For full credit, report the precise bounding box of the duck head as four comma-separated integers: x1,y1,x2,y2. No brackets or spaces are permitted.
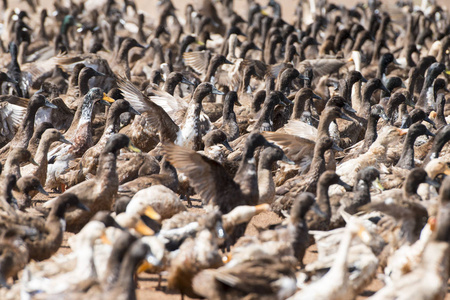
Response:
103,134,141,155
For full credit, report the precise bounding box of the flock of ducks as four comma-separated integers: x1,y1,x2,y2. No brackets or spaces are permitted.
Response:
0,0,448,299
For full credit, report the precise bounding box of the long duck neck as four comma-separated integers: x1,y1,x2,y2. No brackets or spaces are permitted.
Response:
316,180,331,219
15,104,39,149
361,114,380,152
234,145,259,206
396,132,419,169
33,136,56,183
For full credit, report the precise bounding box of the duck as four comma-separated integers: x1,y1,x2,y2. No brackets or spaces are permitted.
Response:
0,227,33,287
12,175,48,210
26,122,54,157
78,99,140,179
274,136,342,195
0,93,56,159
167,210,224,298
368,175,450,300
119,79,223,151
0,193,88,261
21,128,71,191
2,148,37,179
193,254,297,300
395,123,435,169
288,217,372,300
163,132,274,213
45,87,115,191
44,134,140,232
125,184,186,221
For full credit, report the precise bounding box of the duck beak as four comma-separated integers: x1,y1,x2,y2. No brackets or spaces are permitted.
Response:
59,136,72,145
372,177,384,192
337,178,352,191
396,128,408,136
282,96,293,106
44,100,58,109
339,112,353,122
425,128,435,138
281,153,295,165
196,40,205,46
100,232,112,245
260,9,269,16
224,58,233,65
444,70,450,75
423,116,436,129
127,141,141,153
30,157,39,166
181,77,194,86
380,84,390,95
92,70,105,77
144,206,161,221
312,93,322,100
425,176,440,188
135,218,155,236
221,140,233,152
77,202,90,211
128,105,141,116
101,93,115,106
347,57,354,62
344,102,356,113
332,142,343,152
211,86,225,95
37,184,48,196
360,76,368,83
255,203,271,214
234,100,242,106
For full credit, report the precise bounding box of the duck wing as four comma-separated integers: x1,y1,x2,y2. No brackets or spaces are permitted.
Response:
183,50,212,75
263,132,315,167
163,143,241,209
118,78,180,142
282,119,318,141
297,58,347,78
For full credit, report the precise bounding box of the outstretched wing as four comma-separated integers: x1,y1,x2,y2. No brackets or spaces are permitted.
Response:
163,143,240,208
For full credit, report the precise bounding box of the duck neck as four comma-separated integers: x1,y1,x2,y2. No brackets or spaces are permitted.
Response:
292,94,307,120
353,179,371,208
96,152,118,185
317,111,334,137
33,136,55,183
16,104,39,148
78,71,95,96
396,132,418,169
361,114,380,151
77,98,96,129
256,103,275,132
163,77,180,96
235,146,259,206
113,249,140,300
205,59,222,83
316,181,331,219
98,107,122,144
257,158,275,204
